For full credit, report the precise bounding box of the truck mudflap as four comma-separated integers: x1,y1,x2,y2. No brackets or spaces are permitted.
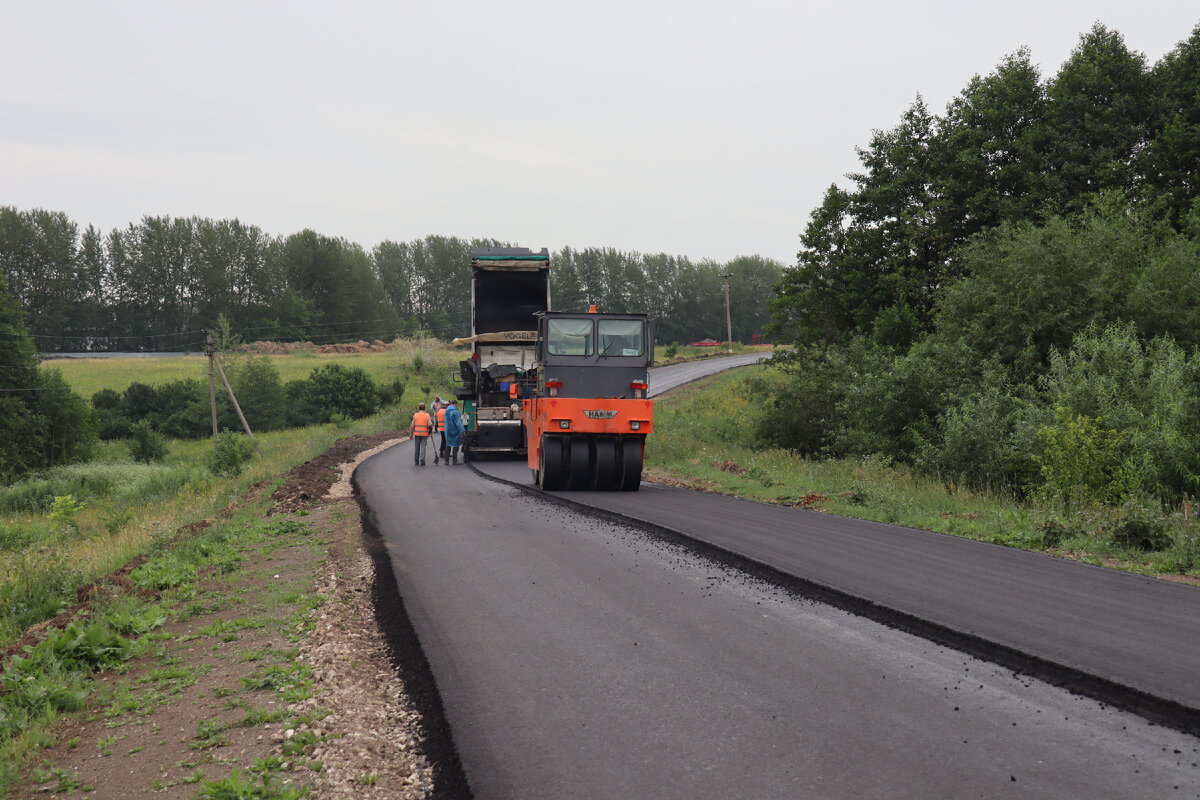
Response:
524,397,653,491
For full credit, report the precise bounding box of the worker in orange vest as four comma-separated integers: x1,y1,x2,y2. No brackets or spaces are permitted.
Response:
410,402,433,466
433,401,448,463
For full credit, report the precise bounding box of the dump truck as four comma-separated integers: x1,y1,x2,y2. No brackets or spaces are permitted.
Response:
453,246,655,490
453,247,551,455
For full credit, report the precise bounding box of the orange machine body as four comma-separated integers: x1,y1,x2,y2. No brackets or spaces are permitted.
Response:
525,396,653,470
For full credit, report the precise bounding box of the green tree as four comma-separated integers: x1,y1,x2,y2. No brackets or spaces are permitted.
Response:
230,356,286,432
1044,23,1150,213
303,364,380,422
1140,23,1200,226
0,273,96,482
932,48,1050,253
272,230,398,343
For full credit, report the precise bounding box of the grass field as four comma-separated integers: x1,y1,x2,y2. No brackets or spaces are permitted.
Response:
43,339,459,399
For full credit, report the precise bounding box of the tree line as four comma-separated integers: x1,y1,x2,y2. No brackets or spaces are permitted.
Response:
761,21,1200,514
0,210,782,353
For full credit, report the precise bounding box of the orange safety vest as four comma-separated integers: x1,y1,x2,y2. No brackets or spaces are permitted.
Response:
412,411,432,437
436,407,446,432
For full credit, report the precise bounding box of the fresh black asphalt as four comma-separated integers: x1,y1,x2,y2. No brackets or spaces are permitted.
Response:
358,354,1200,798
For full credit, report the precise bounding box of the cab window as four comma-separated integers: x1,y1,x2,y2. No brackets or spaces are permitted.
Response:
546,318,594,356
598,319,645,357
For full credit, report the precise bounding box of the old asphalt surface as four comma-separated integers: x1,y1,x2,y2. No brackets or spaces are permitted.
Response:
357,354,1200,799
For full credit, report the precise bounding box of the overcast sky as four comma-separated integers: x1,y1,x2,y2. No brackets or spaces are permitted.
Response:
3,2,1198,266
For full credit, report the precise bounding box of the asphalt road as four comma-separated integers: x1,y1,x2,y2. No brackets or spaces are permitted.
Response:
359,354,1200,797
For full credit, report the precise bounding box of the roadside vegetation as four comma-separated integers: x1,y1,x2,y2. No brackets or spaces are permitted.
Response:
646,366,1200,582
1,346,460,648
0,344,462,796
0,494,347,797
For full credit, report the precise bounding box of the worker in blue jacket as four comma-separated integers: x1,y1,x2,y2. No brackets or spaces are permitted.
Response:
443,398,466,465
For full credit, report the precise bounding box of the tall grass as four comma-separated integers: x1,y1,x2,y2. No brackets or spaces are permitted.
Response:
0,403,415,650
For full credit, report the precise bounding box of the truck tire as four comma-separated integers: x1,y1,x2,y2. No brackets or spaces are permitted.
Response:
592,438,618,490
620,437,643,491
567,438,591,490
539,435,563,490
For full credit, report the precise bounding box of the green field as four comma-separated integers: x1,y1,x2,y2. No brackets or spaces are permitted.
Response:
43,341,460,399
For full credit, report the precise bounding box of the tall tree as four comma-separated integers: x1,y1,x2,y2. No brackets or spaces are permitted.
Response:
1140,23,1200,226
1044,23,1150,213
932,48,1050,256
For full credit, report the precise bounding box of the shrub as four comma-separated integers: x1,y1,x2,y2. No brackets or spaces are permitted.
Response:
1035,405,1122,508
1112,498,1173,552
230,356,286,432
154,378,211,439
129,420,168,463
48,495,83,535
283,380,319,428
664,343,678,360
92,389,132,440
205,431,257,478
304,364,379,422
378,377,406,407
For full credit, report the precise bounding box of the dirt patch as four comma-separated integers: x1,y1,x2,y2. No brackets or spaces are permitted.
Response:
269,432,403,516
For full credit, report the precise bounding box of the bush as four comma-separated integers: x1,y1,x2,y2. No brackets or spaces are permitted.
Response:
154,378,211,439
378,377,406,407
304,364,380,423
664,343,678,360
204,431,256,478
1035,405,1122,508
230,356,286,432
1112,498,1173,551
129,420,168,463
92,389,132,440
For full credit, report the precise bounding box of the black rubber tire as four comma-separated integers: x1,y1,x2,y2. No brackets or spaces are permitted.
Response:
540,435,563,491
592,438,618,490
620,437,643,491
567,437,591,491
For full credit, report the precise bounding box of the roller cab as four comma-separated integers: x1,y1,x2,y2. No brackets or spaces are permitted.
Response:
525,310,655,491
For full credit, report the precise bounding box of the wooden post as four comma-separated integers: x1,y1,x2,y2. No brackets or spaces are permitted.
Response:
722,273,733,354
203,330,218,437
212,351,261,457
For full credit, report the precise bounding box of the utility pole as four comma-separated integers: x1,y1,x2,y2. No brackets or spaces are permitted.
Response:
203,328,261,457
722,273,733,354
203,330,218,437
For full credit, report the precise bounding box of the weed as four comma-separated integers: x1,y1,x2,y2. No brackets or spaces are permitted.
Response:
280,729,324,757
31,765,83,794
198,617,265,641
129,555,197,591
240,663,313,703
196,769,309,799
101,601,167,636
193,718,228,749
97,735,123,756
